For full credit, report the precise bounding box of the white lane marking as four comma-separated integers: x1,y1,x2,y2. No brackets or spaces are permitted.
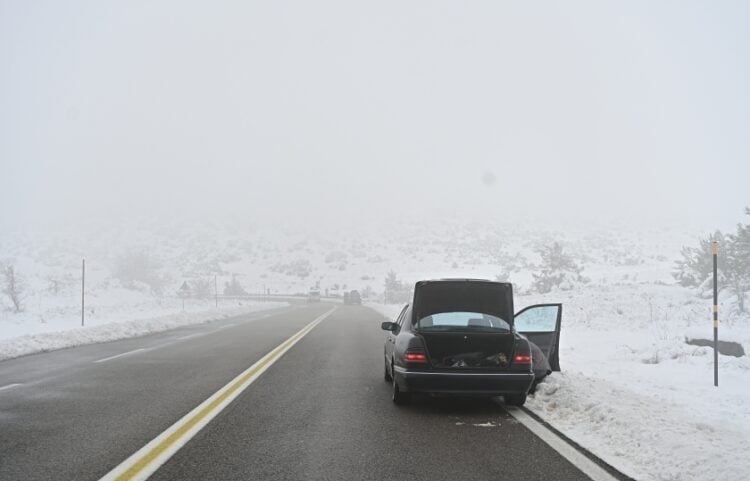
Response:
0,383,22,392
211,323,237,332
174,318,258,341
505,407,619,481
99,306,337,481
93,348,146,364
176,333,202,341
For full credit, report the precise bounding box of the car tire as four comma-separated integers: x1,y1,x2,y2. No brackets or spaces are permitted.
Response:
384,359,392,382
392,370,411,405
504,393,527,407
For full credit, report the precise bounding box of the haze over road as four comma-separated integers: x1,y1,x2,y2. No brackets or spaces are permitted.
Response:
0,302,626,481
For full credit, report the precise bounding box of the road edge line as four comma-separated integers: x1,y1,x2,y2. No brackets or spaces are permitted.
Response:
93,348,147,364
505,406,621,481
99,306,337,481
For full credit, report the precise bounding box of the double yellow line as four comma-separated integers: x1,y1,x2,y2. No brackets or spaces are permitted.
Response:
100,307,337,481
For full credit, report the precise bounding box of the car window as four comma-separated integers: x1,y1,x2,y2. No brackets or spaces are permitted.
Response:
396,305,409,326
514,305,559,332
417,311,510,332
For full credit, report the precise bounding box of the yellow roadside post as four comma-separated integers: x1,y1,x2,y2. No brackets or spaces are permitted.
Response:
712,241,719,387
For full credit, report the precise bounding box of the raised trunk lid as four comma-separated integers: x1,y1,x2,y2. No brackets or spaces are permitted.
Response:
412,280,516,370
412,280,514,326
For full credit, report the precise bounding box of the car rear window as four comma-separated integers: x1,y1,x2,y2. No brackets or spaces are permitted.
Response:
412,281,514,325
417,311,511,332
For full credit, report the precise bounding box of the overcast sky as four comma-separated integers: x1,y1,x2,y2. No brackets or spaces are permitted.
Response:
2,1,749,230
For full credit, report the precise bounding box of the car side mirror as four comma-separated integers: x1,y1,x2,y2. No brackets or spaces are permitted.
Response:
381,321,397,331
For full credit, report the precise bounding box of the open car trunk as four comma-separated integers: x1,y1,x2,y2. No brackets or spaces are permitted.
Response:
419,331,516,369
413,280,517,370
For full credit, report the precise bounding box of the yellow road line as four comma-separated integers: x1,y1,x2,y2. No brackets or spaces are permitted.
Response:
99,306,337,481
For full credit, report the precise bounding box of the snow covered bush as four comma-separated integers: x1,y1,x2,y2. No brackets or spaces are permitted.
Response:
271,258,312,278
672,231,726,290
530,242,587,294
673,208,750,312
223,274,248,296
189,278,213,298
384,270,412,303
725,208,750,313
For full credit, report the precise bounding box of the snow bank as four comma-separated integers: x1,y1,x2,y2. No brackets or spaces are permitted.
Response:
0,301,287,361
528,371,750,481
372,299,750,481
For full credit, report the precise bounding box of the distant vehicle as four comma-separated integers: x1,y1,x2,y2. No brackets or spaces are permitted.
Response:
381,279,561,406
307,290,321,303
344,290,361,305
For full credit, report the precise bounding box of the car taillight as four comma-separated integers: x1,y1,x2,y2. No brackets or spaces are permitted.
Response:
405,351,428,364
513,354,532,365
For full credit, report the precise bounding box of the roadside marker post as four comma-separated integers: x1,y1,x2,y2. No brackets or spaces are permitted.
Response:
712,241,719,387
178,281,190,311
82,258,85,327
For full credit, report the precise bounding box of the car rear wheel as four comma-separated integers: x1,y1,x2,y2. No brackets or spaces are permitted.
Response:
504,393,527,407
392,369,411,405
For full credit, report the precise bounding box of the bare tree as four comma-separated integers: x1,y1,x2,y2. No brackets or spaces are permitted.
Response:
2,263,26,313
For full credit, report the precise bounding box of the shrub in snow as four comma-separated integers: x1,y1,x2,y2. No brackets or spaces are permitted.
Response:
531,242,587,294
324,250,348,264
672,231,727,290
673,208,750,313
223,274,248,296
725,208,750,313
495,272,511,282
384,270,412,303
2,262,26,313
185,278,214,298
270,258,312,278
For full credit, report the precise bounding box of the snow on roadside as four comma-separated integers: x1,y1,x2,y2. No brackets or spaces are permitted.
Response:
369,299,750,481
527,371,750,481
0,301,287,362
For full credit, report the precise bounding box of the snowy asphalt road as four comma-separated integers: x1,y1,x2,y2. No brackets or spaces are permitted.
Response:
0,303,627,481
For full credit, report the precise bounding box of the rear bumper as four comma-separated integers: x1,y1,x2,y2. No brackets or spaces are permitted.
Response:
393,366,534,396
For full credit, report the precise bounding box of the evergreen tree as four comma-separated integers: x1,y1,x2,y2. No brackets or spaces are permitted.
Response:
531,242,586,294
672,231,727,289
673,208,750,313
223,274,248,296
725,209,750,312
384,270,411,303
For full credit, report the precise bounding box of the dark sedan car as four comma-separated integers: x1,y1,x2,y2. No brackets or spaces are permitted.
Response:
344,290,362,305
381,279,561,406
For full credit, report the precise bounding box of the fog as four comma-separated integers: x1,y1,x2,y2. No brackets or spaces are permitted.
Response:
2,1,749,231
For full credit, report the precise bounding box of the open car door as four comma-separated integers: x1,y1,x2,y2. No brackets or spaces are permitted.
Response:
514,304,562,371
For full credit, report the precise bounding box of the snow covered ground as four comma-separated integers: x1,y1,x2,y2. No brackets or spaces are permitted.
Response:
2,216,748,480
369,287,750,481
0,300,287,361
